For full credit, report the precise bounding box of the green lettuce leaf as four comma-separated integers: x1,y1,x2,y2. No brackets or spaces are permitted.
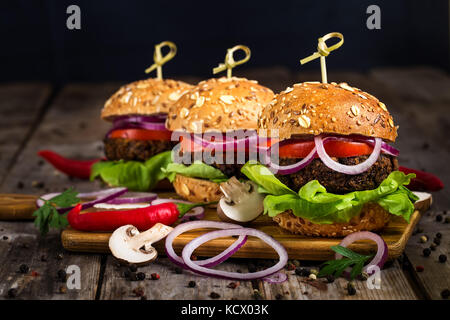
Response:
90,151,172,191
241,162,418,224
162,161,228,183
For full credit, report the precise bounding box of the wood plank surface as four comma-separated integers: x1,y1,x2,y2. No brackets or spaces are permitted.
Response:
1,68,448,300
0,84,122,299
0,83,51,183
99,257,255,300
0,221,101,300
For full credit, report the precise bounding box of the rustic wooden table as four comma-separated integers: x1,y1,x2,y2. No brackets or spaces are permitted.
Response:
0,67,448,300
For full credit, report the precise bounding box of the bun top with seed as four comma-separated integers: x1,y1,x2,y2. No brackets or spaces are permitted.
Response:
166,77,274,132
101,78,193,121
258,81,397,142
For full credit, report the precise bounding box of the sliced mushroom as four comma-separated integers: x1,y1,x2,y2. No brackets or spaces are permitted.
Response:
217,176,264,225
413,191,432,212
109,223,173,265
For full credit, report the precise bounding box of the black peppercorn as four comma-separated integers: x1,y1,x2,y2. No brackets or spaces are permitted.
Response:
423,248,431,257
295,267,310,277
275,293,283,300
136,272,146,280
7,288,18,298
436,214,443,222
438,254,447,263
57,269,67,282
174,267,183,274
326,274,335,283
128,264,138,272
441,289,450,299
436,232,442,239
19,264,29,274
188,281,196,288
210,292,220,299
347,282,356,295
123,270,130,278
433,238,441,245
129,272,138,281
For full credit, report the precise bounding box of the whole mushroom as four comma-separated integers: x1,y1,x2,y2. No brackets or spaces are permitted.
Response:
109,223,173,265
217,177,264,225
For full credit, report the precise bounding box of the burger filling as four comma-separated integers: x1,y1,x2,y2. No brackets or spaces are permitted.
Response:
277,154,398,194
239,135,418,225
104,137,176,161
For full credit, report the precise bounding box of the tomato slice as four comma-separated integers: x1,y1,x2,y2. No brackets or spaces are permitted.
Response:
109,129,172,141
279,140,373,158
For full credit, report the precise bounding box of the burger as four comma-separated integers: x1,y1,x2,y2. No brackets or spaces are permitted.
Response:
91,78,193,191
240,81,418,237
164,77,274,202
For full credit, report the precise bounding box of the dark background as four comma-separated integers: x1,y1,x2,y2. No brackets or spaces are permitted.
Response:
1,0,448,84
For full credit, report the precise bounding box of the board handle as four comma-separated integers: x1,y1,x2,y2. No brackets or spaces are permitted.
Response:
0,194,38,220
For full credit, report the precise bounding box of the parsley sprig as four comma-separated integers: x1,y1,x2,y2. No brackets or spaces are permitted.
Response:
318,245,373,280
33,188,80,235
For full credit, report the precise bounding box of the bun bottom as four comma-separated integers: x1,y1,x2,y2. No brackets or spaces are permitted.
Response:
272,202,390,237
173,174,222,203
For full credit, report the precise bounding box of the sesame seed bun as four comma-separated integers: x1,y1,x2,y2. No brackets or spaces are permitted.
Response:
101,78,193,121
259,82,397,142
166,77,274,132
272,202,391,237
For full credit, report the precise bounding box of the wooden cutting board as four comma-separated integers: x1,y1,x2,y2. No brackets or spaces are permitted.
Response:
0,194,38,220
61,195,424,260
0,192,427,260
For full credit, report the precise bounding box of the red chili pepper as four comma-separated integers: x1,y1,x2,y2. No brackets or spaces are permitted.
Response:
38,150,101,179
67,202,211,232
399,166,444,192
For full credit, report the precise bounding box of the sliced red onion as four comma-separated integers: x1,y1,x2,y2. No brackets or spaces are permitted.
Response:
263,272,288,284
315,136,382,175
191,130,258,152
113,115,167,124
348,136,399,157
106,192,157,205
181,228,288,280
36,187,128,214
336,231,388,275
164,221,247,268
266,145,317,175
151,198,205,221
105,115,170,138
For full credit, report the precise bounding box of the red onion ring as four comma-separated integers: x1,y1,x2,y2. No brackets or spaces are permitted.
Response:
336,231,388,275
181,228,288,280
113,115,167,124
105,115,170,139
106,192,157,205
165,221,247,268
315,136,382,175
263,272,288,283
191,130,258,152
151,198,205,221
266,145,317,175
36,187,128,214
